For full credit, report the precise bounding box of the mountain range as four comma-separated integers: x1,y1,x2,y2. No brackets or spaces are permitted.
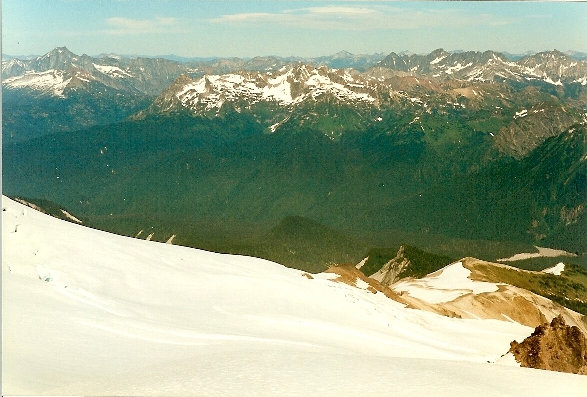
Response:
1,48,381,142
2,46,587,392
2,46,586,274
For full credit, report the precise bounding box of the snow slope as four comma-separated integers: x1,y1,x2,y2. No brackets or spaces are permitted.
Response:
3,69,72,97
392,261,500,304
3,196,586,396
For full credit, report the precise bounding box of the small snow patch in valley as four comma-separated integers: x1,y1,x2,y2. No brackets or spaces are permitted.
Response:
498,246,576,262
514,109,528,119
542,262,565,276
543,77,563,86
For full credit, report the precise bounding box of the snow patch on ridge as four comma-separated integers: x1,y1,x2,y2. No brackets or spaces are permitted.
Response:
430,55,447,65
393,262,500,304
93,63,133,78
444,62,473,75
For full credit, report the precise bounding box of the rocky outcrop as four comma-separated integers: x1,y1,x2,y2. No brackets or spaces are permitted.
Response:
370,245,411,287
325,265,405,302
509,315,587,374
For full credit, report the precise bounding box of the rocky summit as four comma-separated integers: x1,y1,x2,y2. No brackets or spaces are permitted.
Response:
509,315,587,374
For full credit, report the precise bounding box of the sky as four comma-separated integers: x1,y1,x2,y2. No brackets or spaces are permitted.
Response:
2,1,586,58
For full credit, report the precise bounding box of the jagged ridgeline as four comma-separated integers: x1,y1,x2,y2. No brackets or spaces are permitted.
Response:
2,47,586,271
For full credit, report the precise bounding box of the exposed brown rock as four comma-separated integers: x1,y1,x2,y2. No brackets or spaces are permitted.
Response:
509,315,587,374
494,103,577,158
325,265,405,302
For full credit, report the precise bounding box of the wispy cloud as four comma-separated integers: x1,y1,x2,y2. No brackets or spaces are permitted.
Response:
105,16,182,35
215,12,274,23
210,5,515,31
300,6,378,16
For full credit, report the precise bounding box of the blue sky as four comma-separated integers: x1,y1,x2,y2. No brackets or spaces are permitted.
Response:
2,1,586,57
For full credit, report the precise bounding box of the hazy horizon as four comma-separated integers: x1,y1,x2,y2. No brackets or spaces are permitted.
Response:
2,1,586,59
3,46,587,61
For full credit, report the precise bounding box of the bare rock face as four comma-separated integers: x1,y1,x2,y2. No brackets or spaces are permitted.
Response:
494,104,578,158
509,315,587,374
370,245,411,287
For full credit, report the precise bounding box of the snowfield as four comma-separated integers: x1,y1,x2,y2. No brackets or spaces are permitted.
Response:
392,261,500,304
3,69,72,97
2,196,586,396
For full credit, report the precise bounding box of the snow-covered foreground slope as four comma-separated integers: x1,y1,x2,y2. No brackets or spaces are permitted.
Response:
3,196,586,396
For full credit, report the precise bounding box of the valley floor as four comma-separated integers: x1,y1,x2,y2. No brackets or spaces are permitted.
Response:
2,196,586,396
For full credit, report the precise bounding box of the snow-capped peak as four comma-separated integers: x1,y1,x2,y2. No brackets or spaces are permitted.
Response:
172,65,376,112
375,49,587,87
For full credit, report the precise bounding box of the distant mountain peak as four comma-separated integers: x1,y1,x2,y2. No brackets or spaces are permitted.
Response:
332,50,354,57
43,46,76,59
375,48,586,85
54,46,72,53
429,48,448,56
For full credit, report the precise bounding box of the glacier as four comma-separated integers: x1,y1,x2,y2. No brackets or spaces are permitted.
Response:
2,196,586,396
